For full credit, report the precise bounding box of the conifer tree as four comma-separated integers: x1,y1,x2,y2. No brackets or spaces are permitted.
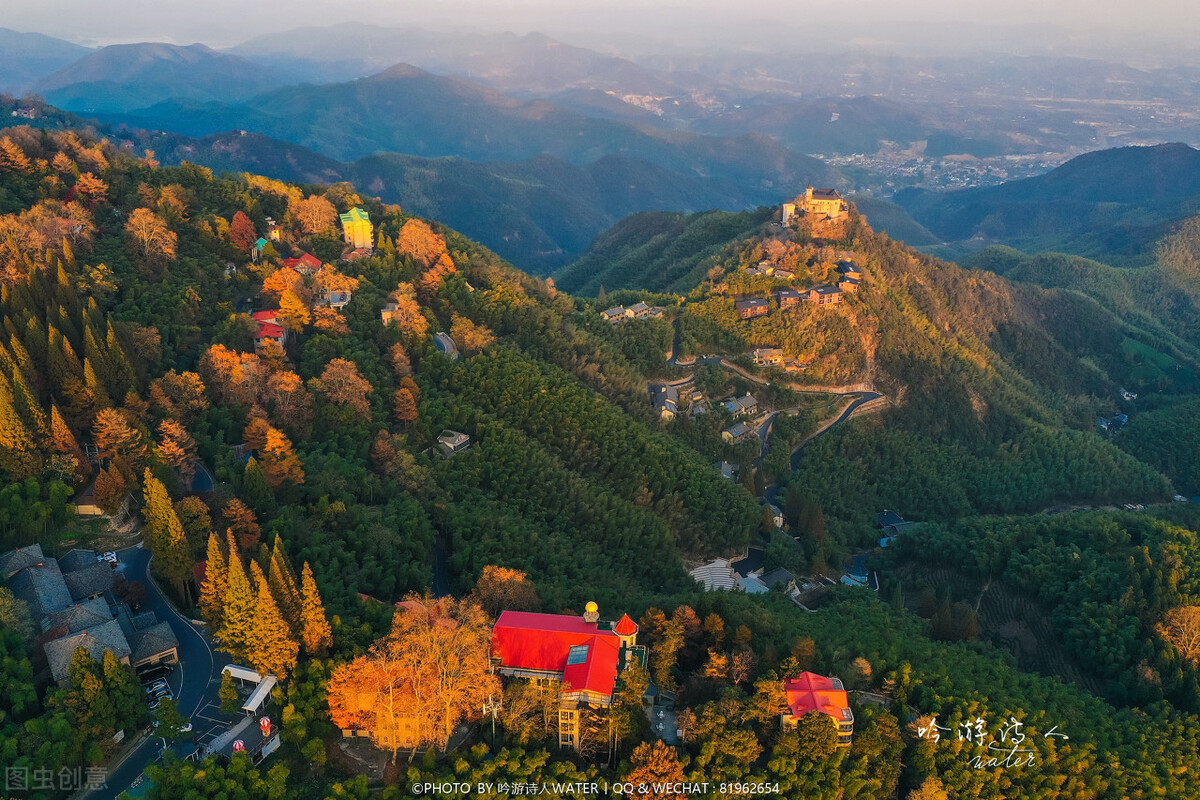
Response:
249,563,298,679
268,537,301,632
142,470,194,604
299,561,333,655
0,374,40,478
219,537,256,662
200,531,228,631
83,357,112,408
241,457,277,516
49,403,89,481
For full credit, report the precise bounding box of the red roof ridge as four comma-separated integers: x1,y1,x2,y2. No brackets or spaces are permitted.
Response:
613,613,638,636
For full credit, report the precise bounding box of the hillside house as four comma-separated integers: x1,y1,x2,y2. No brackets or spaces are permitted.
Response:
773,268,795,280
1,544,178,685
752,347,785,367
722,395,759,417
781,202,797,226
380,302,403,326
252,310,287,349
491,606,643,750
436,430,470,458
601,306,634,323
628,301,651,318
282,252,322,275
649,384,679,419
838,277,861,293
799,187,849,220
722,421,755,443
321,286,353,309
735,298,769,320
810,285,844,306
781,672,854,745
776,288,803,310
837,260,863,279
339,207,373,250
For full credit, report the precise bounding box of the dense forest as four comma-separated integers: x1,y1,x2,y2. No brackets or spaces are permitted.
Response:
4,124,1200,800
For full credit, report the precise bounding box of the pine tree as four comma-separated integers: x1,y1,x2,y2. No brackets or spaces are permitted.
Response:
299,562,332,655
83,357,112,409
157,419,198,485
103,649,145,732
268,537,301,632
200,532,228,631
0,374,40,478
219,669,240,714
249,562,299,679
218,539,256,662
241,457,277,515
50,403,89,482
142,470,193,604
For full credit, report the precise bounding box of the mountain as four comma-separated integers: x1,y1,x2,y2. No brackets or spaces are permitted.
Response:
232,25,690,97
7,125,1200,800
896,143,1200,262
144,129,784,273
555,208,774,295
0,28,91,94
33,42,294,113
109,62,836,188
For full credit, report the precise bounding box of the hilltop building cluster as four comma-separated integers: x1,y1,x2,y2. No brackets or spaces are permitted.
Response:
0,545,179,686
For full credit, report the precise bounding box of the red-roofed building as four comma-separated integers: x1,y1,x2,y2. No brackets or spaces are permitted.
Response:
253,310,288,349
282,252,322,275
781,671,854,745
491,605,642,750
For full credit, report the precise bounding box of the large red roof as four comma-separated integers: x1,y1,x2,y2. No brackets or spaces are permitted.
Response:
492,611,622,699
784,672,852,722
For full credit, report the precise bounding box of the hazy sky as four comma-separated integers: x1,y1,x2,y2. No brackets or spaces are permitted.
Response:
5,0,1199,58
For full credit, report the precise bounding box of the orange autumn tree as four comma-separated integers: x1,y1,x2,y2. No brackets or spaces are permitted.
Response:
383,283,428,339
624,741,688,800
157,419,198,484
310,358,372,418
292,194,337,234
124,207,177,262
262,266,305,303
471,565,540,617
260,426,305,487
327,594,499,760
449,313,495,355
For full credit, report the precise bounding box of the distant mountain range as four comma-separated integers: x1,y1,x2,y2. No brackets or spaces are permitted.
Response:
0,28,90,94
155,129,779,272
32,42,294,113
896,143,1200,263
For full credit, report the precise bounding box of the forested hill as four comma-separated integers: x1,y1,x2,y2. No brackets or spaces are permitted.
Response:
0,124,762,615
7,126,1200,800
895,142,1200,264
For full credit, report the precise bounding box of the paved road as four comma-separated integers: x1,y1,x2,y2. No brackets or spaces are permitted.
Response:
88,546,228,800
764,390,885,510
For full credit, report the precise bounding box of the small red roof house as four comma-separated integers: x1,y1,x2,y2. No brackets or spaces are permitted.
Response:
252,310,288,348
282,252,322,275
781,671,854,745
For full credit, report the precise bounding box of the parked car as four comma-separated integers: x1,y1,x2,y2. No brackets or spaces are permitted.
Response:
137,664,173,682
97,551,118,564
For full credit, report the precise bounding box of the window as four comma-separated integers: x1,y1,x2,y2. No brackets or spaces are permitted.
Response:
566,645,589,665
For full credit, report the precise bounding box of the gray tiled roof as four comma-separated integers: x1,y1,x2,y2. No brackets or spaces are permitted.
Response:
44,619,131,683
58,548,98,573
9,561,71,620
47,598,112,634
759,567,796,589
0,544,45,578
130,621,178,665
63,563,114,601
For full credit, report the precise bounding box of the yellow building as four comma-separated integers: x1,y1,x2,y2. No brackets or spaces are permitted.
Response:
799,186,848,220
339,207,373,250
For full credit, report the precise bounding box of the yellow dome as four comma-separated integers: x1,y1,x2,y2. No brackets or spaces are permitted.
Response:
584,601,599,614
